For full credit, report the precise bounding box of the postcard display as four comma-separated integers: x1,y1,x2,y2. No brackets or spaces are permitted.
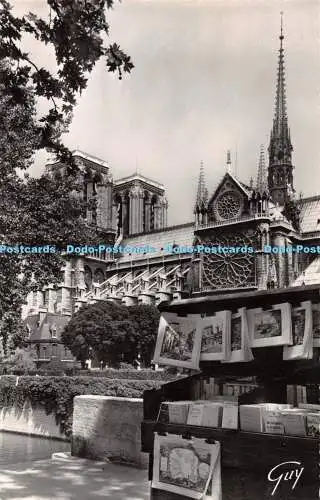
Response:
142,286,320,500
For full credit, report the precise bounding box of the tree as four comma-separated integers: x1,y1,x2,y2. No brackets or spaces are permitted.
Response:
0,1,134,350
61,301,161,369
127,304,160,367
61,301,137,368
0,0,134,166
11,347,36,373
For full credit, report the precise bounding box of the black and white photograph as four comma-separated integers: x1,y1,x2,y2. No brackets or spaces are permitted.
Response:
200,311,231,362
248,303,292,347
152,433,221,499
283,301,313,360
153,313,202,369
0,0,319,499
312,303,320,347
292,309,306,346
223,307,253,363
201,322,223,354
231,316,242,352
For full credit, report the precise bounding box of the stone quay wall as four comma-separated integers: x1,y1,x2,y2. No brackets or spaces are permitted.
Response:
71,395,148,469
0,399,67,440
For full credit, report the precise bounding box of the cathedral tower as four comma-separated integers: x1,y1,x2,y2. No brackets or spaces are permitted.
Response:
268,13,294,206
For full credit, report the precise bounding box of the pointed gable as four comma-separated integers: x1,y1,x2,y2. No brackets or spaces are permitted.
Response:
207,172,252,222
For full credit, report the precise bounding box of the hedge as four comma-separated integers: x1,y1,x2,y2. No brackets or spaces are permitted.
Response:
8,368,179,381
0,376,163,438
63,369,178,381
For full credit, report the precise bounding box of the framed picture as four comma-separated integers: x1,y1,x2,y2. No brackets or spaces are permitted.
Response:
223,308,253,363
152,433,221,500
247,303,292,348
312,303,320,347
153,313,202,369
199,310,231,361
283,301,313,360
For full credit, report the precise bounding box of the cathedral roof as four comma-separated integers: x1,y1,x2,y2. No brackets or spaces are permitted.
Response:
208,172,252,204
299,195,320,233
72,150,109,169
116,222,195,262
114,173,164,191
24,313,70,342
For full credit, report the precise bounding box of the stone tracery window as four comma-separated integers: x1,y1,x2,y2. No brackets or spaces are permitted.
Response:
216,191,242,220
201,233,256,289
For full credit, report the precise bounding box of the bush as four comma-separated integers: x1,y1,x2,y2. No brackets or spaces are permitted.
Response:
0,375,163,437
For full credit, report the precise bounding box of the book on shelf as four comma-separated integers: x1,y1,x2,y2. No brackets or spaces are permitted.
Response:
221,404,239,429
240,404,292,433
297,386,307,405
202,403,224,428
165,401,191,425
281,409,309,436
240,405,264,433
187,403,205,426
306,413,320,438
298,403,320,412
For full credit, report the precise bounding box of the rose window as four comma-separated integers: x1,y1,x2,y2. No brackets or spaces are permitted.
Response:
216,191,242,220
201,233,255,289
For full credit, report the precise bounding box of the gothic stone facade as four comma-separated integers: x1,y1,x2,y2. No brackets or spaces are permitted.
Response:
23,25,320,365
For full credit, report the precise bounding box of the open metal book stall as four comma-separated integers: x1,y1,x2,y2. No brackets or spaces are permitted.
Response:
141,285,320,500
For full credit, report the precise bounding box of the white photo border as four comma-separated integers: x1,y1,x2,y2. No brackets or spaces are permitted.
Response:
312,303,320,347
248,303,292,348
152,433,220,500
152,313,202,369
223,307,253,363
199,310,231,362
283,301,313,360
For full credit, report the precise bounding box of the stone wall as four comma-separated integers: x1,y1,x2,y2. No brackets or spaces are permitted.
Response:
0,399,67,440
72,395,148,469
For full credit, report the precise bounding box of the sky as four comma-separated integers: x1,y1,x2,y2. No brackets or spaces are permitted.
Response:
14,0,320,226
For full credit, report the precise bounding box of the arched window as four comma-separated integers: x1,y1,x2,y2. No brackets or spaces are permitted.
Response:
113,194,123,238
150,195,158,231
52,344,57,357
84,266,93,291
50,324,57,339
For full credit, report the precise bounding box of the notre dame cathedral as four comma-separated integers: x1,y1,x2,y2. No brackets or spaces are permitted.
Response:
23,22,320,364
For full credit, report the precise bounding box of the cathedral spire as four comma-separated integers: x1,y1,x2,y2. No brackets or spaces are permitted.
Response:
195,160,208,206
273,11,288,138
268,12,294,206
226,150,232,173
256,145,268,193
194,161,208,225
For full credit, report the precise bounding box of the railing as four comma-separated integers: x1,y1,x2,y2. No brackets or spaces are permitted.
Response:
301,231,320,239
197,213,271,230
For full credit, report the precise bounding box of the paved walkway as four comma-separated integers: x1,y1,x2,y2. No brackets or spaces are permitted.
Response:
0,453,150,500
